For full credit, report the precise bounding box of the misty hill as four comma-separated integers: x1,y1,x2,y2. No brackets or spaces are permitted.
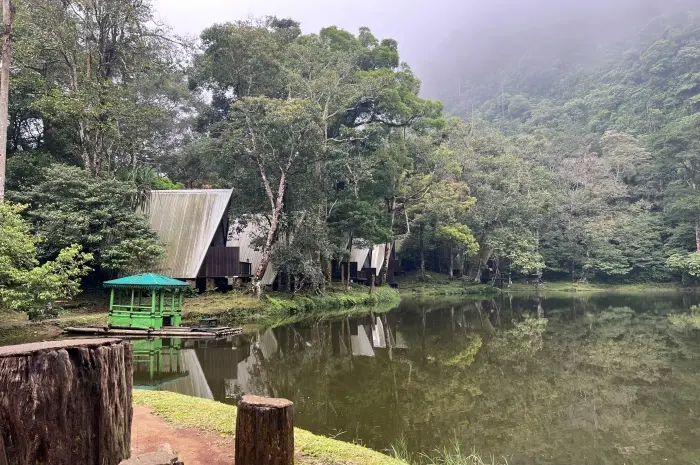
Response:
429,0,699,136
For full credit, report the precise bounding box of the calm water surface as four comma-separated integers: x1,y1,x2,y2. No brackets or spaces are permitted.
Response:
135,293,700,464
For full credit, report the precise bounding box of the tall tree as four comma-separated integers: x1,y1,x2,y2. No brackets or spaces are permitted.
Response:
14,0,189,176
0,0,12,201
222,97,323,285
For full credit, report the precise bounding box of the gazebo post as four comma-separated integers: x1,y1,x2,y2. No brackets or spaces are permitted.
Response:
151,289,156,329
109,288,114,317
130,288,135,313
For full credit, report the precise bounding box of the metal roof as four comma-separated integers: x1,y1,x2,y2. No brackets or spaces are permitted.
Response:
103,273,191,289
144,189,233,279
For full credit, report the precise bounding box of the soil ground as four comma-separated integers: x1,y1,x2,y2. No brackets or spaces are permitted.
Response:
132,405,234,465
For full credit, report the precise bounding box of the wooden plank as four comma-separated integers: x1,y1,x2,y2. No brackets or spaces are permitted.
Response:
64,327,242,338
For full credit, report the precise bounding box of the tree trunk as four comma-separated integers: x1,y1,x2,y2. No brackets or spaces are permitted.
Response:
695,218,700,252
340,262,345,288
379,241,393,286
474,247,492,284
419,223,425,279
449,246,454,278
254,168,287,282
378,197,397,285
255,206,281,282
235,395,293,465
0,0,12,202
0,339,132,465
347,236,353,290
322,253,331,285
370,273,376,295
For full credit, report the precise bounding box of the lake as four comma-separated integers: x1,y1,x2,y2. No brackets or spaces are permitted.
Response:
135,292,700,464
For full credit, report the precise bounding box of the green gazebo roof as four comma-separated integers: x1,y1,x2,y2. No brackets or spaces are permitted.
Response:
103,273,191,290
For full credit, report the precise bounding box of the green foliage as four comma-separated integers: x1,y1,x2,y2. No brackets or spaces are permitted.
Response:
14,164,163,276
13,0,191,175
150,175,184,190
9,0,700,294
488,316,548,366
430,12,700,284
436,225,479,257
667,251,700,281
669,305,700,331
0,203,92,317
443,335,483,367
264,286,399,316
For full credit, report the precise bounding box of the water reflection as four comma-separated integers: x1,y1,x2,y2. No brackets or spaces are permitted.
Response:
135,292,700,464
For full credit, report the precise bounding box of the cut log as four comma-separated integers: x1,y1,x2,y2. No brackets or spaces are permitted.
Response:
0,338,133,465
235,395,293,465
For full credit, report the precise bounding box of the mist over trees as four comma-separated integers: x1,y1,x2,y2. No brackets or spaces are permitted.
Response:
417,1,700,282
1,0,700,308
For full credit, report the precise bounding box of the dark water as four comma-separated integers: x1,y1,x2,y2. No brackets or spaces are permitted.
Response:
135,293,700,464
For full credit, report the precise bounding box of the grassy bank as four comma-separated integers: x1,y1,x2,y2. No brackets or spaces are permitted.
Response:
133,390,405,465
181,285,400,327
0,286,400,345
398,272,500,297
506,281,690,294
398,271,694,296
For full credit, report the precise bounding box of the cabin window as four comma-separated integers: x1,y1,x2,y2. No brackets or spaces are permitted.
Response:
240,261,252,277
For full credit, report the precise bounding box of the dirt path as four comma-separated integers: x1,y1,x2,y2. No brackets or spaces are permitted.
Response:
131,405,234,465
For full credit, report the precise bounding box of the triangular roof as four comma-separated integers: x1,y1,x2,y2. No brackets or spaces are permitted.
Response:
103,273,191,289
143,189,233,279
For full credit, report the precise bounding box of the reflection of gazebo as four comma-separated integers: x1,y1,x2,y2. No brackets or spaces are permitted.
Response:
132,338,214,399
132,338,189,388
104,273,191,330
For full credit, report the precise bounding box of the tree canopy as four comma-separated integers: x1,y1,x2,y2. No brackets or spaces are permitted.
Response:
3,0,700,316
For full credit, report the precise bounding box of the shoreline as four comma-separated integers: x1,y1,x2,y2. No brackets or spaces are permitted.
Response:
0,286,400,345
2,279,698,346
132,390,406,465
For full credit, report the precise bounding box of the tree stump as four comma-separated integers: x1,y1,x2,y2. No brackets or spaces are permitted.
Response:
0,338,133,465
235,395,293,465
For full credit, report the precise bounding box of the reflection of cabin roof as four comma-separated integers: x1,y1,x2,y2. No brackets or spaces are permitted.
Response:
104,273,190,290
133,371,190,388
143,189,233,279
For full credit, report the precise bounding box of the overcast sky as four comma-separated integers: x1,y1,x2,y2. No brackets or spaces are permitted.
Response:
151,0,473,90
151,0,693,98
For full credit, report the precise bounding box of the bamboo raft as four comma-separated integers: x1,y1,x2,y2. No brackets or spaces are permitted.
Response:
64,325,242,338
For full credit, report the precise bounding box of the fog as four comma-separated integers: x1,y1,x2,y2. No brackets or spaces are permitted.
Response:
154,0,698,101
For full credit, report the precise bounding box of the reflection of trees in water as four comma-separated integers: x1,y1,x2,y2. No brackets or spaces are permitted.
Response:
467,304,700,465
195,295,700,464
236,309,488,454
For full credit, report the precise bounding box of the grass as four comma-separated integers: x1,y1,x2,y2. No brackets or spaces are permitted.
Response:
181,285,400,327
506,281,688,294
398,272,500,297
391,439,508,465
133,390,406,465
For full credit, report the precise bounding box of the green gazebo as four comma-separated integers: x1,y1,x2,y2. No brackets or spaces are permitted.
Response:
104,273,191,330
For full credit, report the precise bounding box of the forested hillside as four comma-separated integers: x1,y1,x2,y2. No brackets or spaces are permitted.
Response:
2,0,700,319
436,9,700,282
